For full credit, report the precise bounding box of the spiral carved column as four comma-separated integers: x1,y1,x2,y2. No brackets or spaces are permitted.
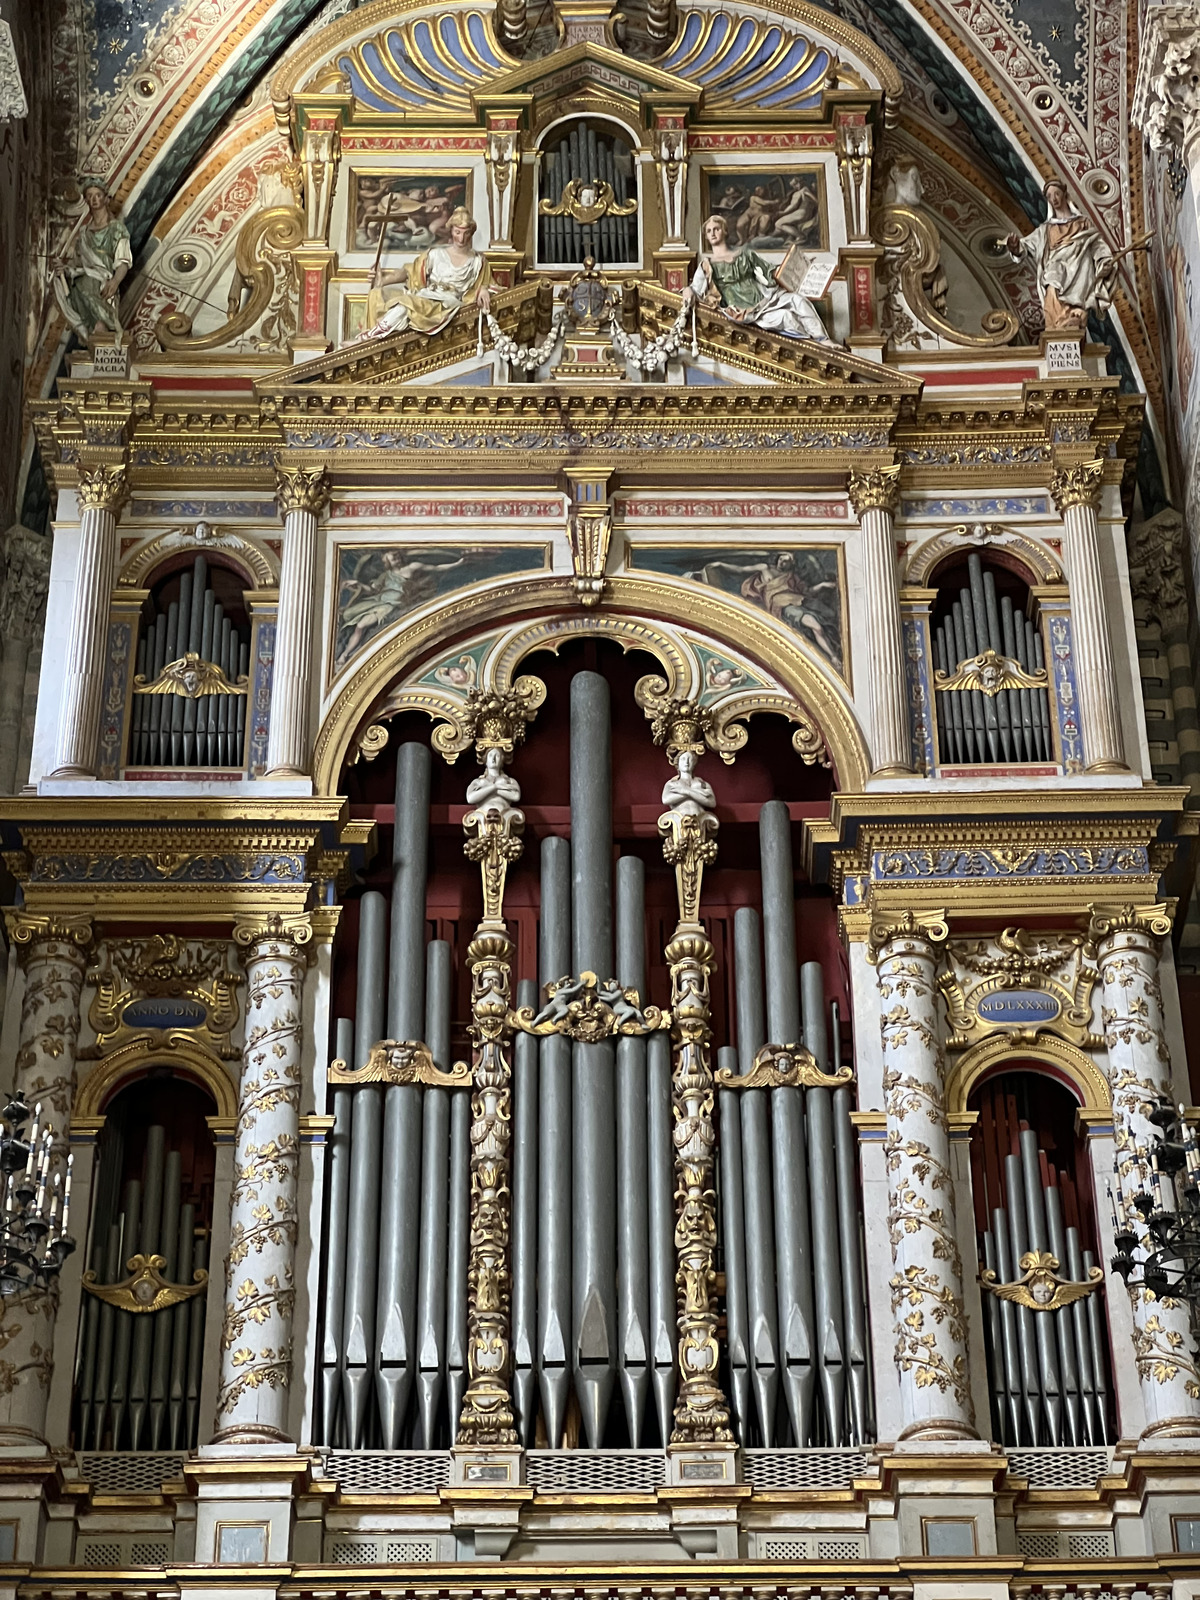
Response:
1091,902,1200,1439
267,466,329,778
1051,462,1126,773
0,913,90,1447
848,467,911,777
53,465,127,777
870,911,976,1441
213,912,311,1443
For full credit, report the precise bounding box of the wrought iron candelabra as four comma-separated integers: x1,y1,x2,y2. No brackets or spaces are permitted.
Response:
0,1096,74,1295
1110,1094,1200,1317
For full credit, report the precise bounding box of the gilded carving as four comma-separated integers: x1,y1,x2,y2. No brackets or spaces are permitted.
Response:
979,1249,1103,1313
1050,460,1105,515
847,465,902,518
939,926,1100,1050
510,971,669,1042
274,464,331,520
86,934,242,1060
82,1252,208,1314
715,1040,853,1090
76,463,129,515
328,1040,470,1086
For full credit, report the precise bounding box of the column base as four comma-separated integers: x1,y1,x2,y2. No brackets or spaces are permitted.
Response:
896,1418,981,1443
869,762,912,779
48,764,95,778
1085,758,1129,773
209,1423,294,1446
1140,1414,1200,1444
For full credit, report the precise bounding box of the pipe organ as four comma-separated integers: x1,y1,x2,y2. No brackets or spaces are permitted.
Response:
318,669,874,1452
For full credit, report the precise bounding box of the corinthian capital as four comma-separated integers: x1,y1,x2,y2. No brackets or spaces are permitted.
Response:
1133,5,1200,152
848,465,901,518
867,907,949,964
1088,901,1174,945
1050,460,1104,515
274,465,331,519
76,463,128,515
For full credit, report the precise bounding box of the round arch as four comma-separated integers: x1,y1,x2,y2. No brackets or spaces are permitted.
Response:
945,1032,1110,1118
75,1036,238,1123
312,572,871,794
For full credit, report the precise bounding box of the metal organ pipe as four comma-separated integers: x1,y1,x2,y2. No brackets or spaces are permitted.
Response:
831,1003,871,1443
570,672,617,1448
446,1080,471,1439
801,963,846,1442
537,834,573,1447
646,1028,676,1442
321,1016,354,1445
415,940,452,1448
615,854,651,1444
512,977,540,1444
717,1044,751,1438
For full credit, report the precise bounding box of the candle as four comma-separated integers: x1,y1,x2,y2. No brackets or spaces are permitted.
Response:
61,1154,72,1236
24,1104,40,1177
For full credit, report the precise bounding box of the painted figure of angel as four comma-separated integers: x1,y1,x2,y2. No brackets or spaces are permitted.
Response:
52,182,132,339
354,207,491,342
682,213,829,342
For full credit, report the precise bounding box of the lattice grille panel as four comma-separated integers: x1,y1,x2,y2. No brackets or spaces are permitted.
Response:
1068,1532,1116,1558
327,1537,438,1564
1017,1532,1064,1559
388,1539,438,1561
743,1448,870,1491
129,1541,171,1564
322,1451,451,1496
761,1538,811,1560
329,1542,375,1565
77,1452,186,1494
1007,1448,1110,1489
526,1450,667,1492
76,1541,123,1567
817,1538,868,1560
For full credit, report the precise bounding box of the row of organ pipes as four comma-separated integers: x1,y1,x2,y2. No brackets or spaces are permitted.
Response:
539,122,637,265
933,552,1052,766
75,1124,209,1451
974,1091,1111,1448
131,553,250,769
319,671,873,1448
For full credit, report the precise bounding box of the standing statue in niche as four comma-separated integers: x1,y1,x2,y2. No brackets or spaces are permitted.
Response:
354,206,492,342
52,182,132,339
682,213,830,342
1005,180,1130,333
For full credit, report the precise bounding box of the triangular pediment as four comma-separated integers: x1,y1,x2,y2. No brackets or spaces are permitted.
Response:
475,40,702,111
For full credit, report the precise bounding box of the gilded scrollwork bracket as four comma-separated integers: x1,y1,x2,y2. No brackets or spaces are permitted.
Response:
83,1252,209,1314
329,1040,470,1087
716,1041,853,1090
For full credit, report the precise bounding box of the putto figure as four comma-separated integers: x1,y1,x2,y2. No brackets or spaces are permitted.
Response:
682,213,829,342
52,181,132,339
354,205,492,342
1005,180,1117,333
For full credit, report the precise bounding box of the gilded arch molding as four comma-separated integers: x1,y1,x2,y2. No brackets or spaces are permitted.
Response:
903,524,1063,587
75,1036,238,1123
945,1032,1110,1118
312,573,870,794
119,529,279,591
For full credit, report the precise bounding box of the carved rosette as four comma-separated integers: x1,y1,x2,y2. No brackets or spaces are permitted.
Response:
76,464,129,516
214,913,312,1441
868,910,976,1441
0,913,91,1443
274,465,331,520
1088,901,1200,1438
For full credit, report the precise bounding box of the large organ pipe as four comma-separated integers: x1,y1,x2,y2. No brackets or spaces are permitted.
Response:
147,1149,182,1448
167,1202,196,1449
801,962,845,1442
376,741,431,1445
734,905,779,1445
717,1045,751,1438
321,1017,355,1445
646,1029,676,1442
537,834,572,1446
615,854,650,1444
1004,1151,1057,1441
342,890,386,1446
76,1239,103,1448
1065,1225,1103,1443
416,940,452,1447
981,1226,1009,1440
990,1205,1024,1443
128,1126,166,1450
1082,1247,1108,1438
1016,1131,1065,1442
185,1230,208,1446
91,1214,126,1447
181,556,206,765
760,801,815,1445
570,672,617,1447
831,1004,871,1443
512,977,540,1444
1043,1177,1085,1445
446,1084,471,1439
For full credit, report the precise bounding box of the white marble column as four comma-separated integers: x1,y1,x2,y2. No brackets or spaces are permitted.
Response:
266,466,329,778
0,913,90,1448
53,465,127,777
1051,462,1126,773
870,910,976,1441
213,913,311,1443
1090,902,1200,1441
848,467,911,776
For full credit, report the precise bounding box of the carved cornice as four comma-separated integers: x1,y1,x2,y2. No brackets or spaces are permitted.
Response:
868,908,949,963
1087,901,1174,945
77,464,129,515
1133,4,1200,153
1050,459,1105,515
275,464,331,518
847,465,902,518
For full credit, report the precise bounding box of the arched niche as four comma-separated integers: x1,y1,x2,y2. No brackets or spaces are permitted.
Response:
313,572,870,794
945,1031,1110,1118
75,1035,238,1125
118,530,278,592
904,524,1063,588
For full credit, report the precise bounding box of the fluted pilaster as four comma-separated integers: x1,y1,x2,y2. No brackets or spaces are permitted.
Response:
1052,462,1126,773
213,913,311,1443
848,467,910,776
0,914,90,1448
53,465,127,776
870,911,976,1442
1090,902,1200,1440
267,466,329,778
